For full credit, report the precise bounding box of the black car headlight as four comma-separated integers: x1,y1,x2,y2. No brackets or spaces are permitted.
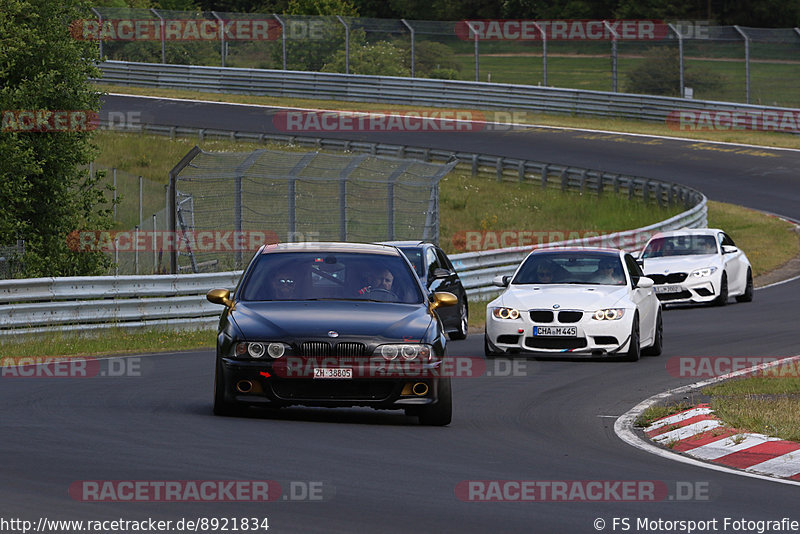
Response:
375,344,432,362
235,341,290,359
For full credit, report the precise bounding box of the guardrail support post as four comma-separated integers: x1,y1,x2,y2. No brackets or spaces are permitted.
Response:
495,158,503,182
560,169,568,191
471,154,478,176
541,164,548,188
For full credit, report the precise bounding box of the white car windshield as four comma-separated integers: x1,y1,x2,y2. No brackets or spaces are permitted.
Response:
513,253,626,285
642,235,718,258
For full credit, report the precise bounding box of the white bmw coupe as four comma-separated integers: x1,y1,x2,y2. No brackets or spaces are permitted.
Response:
639,229,753,306
485,249,662,361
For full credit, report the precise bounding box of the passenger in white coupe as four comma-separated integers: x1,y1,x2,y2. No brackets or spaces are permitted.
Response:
592,259,625,285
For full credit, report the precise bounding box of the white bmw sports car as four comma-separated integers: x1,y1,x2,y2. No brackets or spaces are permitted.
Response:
639,229,753,306
485,249,662,361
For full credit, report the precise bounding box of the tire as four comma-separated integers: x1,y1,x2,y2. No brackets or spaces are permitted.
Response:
417,377,452,426
213,360,242,417
448,301,469,341
713,273,728,306
624,314,641,362
484,335,501,359
642,310,663,356
736,269,753,303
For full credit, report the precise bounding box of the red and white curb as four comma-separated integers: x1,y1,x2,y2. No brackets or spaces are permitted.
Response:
615,354,800,486
644,403,800,481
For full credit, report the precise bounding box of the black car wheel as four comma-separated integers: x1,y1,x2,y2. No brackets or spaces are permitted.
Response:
213,360,242,417
713,273,728,306
736,269,753,303
448,302,469,341
642,310,663,356
624,314,640,362
417,377,452,426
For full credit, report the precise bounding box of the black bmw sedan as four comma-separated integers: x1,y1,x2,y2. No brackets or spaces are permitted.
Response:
207,242,457,425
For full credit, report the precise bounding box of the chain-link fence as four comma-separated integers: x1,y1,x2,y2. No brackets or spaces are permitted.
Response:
85,9,800,107
165,147,456,274
90,164,170,275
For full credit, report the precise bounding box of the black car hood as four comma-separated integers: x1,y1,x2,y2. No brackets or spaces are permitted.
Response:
231,301,434,341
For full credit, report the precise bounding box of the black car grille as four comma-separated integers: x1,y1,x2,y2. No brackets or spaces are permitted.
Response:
299,342,366,357
530,311,554,323
647,273,688,284
272,380,394,401
524,337,588,350
557,311,583,323
657,290,692,301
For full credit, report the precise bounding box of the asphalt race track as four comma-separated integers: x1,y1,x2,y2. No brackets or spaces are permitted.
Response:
1,95,798,533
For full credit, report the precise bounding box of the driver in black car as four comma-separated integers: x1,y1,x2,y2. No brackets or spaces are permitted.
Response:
358,267,395,297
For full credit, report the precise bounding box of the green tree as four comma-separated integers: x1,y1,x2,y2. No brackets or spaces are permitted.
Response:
0,0,113,277
270,0,359,71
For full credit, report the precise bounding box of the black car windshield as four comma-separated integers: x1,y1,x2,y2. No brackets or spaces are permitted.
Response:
642,235,718,258
398,247,424,277
513,253,626,286
239,251,424,304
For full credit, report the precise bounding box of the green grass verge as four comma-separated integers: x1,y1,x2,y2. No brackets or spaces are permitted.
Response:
706,200,800,277
702,376,800,442
0,328,217,363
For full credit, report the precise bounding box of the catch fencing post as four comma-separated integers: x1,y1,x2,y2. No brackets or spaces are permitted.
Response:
733,26,751,104
603,20,619,92
401,19,415,77
151,9,166,64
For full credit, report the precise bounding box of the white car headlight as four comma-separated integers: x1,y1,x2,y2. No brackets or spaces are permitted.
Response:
491,307,520,320
691,267,718,278
592,308,625,321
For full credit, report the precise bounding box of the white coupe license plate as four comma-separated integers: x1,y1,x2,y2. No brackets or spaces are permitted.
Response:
313,368,352,379
533,326,577,337
655,285,683,294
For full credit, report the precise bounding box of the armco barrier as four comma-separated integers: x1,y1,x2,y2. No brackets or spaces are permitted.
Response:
0,197,705,335
99,60,800,124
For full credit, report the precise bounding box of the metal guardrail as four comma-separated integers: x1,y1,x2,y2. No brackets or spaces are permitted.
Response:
99,61,800,123
0,200,706,334
0,272,240,335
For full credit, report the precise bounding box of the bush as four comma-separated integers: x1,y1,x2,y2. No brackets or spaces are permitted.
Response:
625,46,725,97
321,40,410,76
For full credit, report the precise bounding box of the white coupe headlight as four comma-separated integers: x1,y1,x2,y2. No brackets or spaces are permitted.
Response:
492,307,520,320
691,267,718,278
592,308,625,321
